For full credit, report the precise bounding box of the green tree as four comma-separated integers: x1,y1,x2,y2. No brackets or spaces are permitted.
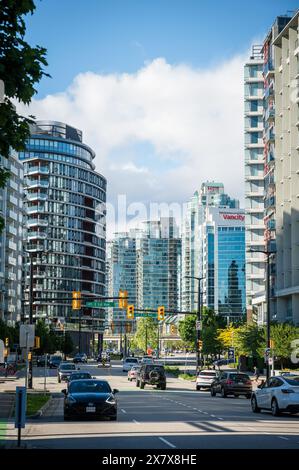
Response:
131,317,158,352
235,323,265,358
61,332,74,359
269,323,299,369
0,0,48,231
178,314,197,348
202,324,222,357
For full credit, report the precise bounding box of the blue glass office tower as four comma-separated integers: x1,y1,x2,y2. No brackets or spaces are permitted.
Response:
202,207,246,320
19,121,106,335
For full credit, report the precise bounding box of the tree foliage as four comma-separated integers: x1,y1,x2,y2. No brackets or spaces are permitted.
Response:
178,314,197,347
131,317,158,352
0,0,49,229
234,323,265,358
269,323,299,368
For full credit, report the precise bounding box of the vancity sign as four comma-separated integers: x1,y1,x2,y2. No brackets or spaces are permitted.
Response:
220,213,245,222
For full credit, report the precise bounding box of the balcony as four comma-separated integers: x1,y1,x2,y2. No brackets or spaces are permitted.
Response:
264,107,275,122
27,166,49,175
263,60,274,77
264,128,275,142
27,218,48,227
8,256,16,266
26,192,47,201
26,179,49,189
264,196,276,209
27,231,47,240
26,205,45,215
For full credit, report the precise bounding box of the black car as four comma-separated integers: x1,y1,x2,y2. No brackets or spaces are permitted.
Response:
210,371,252,398
62,379,118,421
73,353,88,364
136,364,166,390
67,372,92,385
58,362,77,383
36,355,50,367
49,355,62,369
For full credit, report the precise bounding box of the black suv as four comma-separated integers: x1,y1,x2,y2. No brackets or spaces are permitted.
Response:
136,364,166,390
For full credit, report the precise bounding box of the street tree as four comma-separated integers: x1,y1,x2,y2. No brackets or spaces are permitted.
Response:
269,323,299,369
131,317,158,352
0,0,48,231
234,323,265,358
178,314,197,348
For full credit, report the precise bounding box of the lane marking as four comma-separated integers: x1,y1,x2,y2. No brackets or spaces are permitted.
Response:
132,419,140,424
210,414,216,418
278,436,289,441
159,437,176,448
121,409,127,414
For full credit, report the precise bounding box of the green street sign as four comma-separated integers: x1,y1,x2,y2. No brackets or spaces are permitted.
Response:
135,313,156,318
86,301,117,308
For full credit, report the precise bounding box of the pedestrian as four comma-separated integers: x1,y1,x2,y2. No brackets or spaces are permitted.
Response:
253,366,260,382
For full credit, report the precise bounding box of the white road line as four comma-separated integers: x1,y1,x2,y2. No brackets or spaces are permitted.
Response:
121,409,127,414
210,414,216,418
218,417,224,420
132,419,140,424
159,437,176,449
278,436,289,441
193,408,197,410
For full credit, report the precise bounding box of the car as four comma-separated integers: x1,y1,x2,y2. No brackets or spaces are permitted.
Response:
127,365,140,381
210,371,252,398
49,355,62,369
140,355,154,365
251,374,299,416
57,362,78,383
36,355,51,367
62,379,118,421
196,369,218,391
73,353,88,364
122,357,139,372
136,364,166,390
213,358,235,367
67,371,92,385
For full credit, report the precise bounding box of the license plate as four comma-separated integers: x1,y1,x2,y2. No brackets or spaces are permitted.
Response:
86,406,96,413
238,382,243,385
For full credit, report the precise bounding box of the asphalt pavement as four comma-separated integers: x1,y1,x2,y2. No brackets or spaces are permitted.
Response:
2,359,299,449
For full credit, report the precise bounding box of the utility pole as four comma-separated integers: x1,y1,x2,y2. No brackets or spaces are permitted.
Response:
28,253,33,389
186,276,203,373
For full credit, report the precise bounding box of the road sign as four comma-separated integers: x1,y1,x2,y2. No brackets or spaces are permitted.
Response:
20,325,35,348
86,301,117,308
268,357,274,366
135,313,156,318
196,321,202,331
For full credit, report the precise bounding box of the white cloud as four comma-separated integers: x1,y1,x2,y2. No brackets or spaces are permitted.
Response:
18,55,246,221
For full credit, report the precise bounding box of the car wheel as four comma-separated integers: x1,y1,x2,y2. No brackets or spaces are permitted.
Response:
58,377,61,383
251,395,260,413
64,414,71,421
136,380,140,387
234,394,239,398
221,387,227,398
196,386,201,391
210,387,216,397
140,381,145,389
271,398,280,417
160,384,166,390
245,394,251,399
110,415,117,421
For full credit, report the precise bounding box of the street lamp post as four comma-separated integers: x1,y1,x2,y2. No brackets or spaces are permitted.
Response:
185,276,204,373
248,248,275,381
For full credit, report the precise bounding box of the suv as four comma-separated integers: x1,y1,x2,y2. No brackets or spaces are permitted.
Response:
73,353,88,364
210,371,252,398
122,357,139,372
136,364,166,390
58,362,77,383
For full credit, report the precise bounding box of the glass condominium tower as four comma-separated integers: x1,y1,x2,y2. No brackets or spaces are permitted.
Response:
19,121,106,330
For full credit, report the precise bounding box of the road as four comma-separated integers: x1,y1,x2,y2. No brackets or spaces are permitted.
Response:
3,360,299,449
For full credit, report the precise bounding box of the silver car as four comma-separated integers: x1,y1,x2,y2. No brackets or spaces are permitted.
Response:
196,370,217,391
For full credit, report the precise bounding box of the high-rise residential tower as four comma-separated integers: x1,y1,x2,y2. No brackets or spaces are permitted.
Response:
19,121,107,341
0,150,24,324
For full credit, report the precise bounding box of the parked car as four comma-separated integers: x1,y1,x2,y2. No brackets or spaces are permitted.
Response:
58,362,77,383
251,374,299,416
196,370,218,391
128,365,140,381
49,355,62,369
213,358,235,367
136,364,166,390
73,353,88,364
62,379,118,421
140,355,154,365
122,357,139,372
210,371,252,398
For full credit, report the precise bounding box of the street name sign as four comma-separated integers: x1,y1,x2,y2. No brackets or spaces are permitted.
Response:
86,301,117,308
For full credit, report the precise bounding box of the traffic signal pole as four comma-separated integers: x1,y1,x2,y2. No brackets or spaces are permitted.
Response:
28,253,33,389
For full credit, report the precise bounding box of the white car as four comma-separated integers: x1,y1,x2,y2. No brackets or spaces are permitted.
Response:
251,374,299,416
196,370,217,391
122,357,139,372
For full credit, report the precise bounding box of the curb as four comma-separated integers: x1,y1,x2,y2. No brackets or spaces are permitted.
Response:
27,396,52,419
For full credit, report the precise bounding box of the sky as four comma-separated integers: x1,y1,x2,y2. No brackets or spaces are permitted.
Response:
19,0,299,236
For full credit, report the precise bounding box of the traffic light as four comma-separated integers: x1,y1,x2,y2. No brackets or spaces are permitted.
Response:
119,290,128,309
157,306,165,321
5,337,9,347
34,336,40,349
127,304,134,319
28,351,32,361
170,324,176,335
270,339,275,349
72,291,81,310
198,340,203,350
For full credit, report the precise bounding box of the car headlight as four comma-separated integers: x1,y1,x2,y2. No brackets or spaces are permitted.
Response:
106,395,116,405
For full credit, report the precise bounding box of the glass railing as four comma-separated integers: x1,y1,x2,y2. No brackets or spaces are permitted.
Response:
26,193,47,201
27,231,47,239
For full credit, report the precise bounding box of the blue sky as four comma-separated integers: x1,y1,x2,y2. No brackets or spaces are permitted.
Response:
27,0,298,98
22,1,299,236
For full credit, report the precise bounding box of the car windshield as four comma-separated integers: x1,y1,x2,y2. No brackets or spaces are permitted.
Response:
146,365,164,372
126,358,138,363
60,364,76,371
199,371,216,377
69,380,111,394
51,356,61,361
283,376,299,385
